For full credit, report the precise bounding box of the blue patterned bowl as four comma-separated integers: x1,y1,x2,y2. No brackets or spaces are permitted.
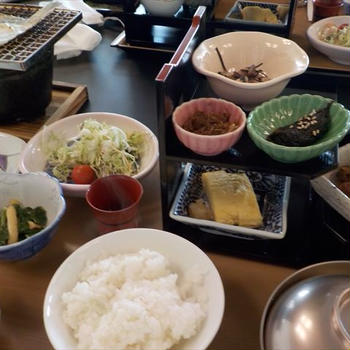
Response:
247,94,350,163
0,172,65,260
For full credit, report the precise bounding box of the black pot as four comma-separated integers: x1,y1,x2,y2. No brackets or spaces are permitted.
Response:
0,46,53,123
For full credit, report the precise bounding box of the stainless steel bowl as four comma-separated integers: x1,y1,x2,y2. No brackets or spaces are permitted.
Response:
260,261,350,350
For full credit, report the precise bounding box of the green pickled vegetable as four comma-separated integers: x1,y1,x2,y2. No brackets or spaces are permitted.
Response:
0,201,47,246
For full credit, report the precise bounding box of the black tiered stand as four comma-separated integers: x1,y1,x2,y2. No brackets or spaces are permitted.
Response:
155,7,350,268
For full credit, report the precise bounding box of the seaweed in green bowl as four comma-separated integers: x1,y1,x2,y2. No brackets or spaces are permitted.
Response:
247,94,350,163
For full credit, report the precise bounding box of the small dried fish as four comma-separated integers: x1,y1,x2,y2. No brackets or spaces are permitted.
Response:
215,48,270,83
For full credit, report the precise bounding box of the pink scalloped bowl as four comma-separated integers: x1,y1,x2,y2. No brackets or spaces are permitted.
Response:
172,98,246,156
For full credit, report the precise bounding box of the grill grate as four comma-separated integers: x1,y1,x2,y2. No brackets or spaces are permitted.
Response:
0,4,82,71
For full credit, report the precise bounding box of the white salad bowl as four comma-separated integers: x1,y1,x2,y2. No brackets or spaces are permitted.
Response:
307,16,350,66
44,228,225,350
19,112,159,197
192,31,309,110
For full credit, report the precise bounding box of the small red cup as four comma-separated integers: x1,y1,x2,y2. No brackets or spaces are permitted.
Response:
86,175,143,230
313,0,344,18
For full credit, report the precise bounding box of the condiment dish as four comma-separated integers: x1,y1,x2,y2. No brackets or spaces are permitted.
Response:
172,97,246,156
86,174,143,232
192,31,309,111
247,94,350,163
0,132,26,173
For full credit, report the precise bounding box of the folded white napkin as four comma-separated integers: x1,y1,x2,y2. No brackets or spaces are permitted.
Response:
40,0,103,59
54,23,102,59
57,0,104,25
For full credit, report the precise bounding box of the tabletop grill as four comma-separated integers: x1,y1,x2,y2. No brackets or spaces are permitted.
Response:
0,4,82,122
0,4,82,71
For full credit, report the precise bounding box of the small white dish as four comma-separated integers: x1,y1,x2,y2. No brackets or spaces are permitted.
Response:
170,164,291,239
19,112,159,198
0,132,26,173
311,143,350,221
43,228,225,350
307,16,350,65
192,31,309,110
225,1,290,26
141,0,184,16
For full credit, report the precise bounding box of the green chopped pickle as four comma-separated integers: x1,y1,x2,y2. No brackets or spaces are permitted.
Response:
0,200,47,246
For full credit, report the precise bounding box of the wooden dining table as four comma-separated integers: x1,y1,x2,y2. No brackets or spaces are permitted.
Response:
0,3,348,349
0,162,296,349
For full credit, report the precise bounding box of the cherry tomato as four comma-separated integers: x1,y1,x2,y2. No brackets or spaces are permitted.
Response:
338,23,349,30
71,165,96,184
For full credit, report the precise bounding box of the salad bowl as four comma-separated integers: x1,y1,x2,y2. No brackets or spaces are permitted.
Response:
19,112,159,197
307,16,350,65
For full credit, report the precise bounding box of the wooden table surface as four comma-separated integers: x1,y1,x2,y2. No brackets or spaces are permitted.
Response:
0,163,295,349
0,6,345,349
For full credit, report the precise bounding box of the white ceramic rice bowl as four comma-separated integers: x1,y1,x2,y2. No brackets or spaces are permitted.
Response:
19,112,159,197
43,228,225,350
192,31,309,110
307,16,350,66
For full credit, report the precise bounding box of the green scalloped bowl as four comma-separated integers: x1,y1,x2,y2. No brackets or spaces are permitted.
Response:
247,94,350,163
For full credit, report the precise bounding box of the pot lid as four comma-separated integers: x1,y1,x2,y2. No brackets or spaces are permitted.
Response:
261,261,350,350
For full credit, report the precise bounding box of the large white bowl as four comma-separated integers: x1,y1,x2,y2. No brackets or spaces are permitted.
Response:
43,228,225,350
19,112,159,197
192,31,309,110
307,16,350,66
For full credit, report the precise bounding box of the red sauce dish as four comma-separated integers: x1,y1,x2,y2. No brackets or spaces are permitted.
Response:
86,175,143,227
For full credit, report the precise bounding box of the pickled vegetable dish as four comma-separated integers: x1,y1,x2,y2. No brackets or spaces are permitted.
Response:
0,200,47,246
182,111,238,135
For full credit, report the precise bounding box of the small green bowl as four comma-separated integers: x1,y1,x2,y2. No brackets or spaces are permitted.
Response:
247,94,350,163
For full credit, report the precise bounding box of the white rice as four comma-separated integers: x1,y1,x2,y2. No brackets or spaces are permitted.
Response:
61,249,206,349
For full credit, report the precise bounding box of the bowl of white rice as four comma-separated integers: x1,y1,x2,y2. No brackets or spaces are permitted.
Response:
43,228,225,350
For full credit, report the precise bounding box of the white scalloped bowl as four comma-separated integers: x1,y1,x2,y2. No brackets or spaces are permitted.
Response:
19,112,159,198
192,31,309,111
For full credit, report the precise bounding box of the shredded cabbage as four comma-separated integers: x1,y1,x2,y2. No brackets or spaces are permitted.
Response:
42,119,145,182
